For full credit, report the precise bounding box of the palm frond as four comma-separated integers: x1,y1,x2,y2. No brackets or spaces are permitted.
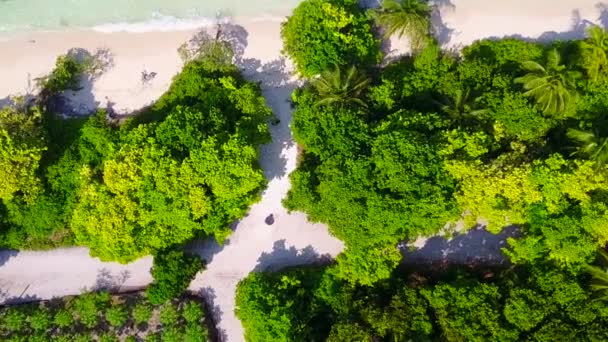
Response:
520,60,546,73
311,65,370,110
375,0,431,41
516,49,577,116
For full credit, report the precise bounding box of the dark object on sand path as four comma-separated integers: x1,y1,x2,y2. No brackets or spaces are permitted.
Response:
141,70,157,85
265,214,275,225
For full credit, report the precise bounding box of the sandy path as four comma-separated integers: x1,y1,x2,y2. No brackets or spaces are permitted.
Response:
186,23,345,341
0,19,345,342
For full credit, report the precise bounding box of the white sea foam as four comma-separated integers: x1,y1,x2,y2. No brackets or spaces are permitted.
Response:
0,0,299,34
92,14,219,33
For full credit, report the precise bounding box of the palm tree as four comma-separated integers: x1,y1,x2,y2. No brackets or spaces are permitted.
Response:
580,26,608,82
435,88,487,120
585,249,608,301
311,65,370,109
514,49,580,116
374,0,432,51
567,128,608,168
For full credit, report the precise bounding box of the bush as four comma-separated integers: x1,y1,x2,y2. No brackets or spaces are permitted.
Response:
184,324,209,342
159,304,180,326
132,302,153,324
1,309,26,332
181,300,204,324
104,305,128,327
28,306,51,331
0,292,210,342
69,292,109,328
145,333,159,342
161,327,183,342
28,334,47,342
146,250,203,304
98,333,119,342
281,0,380,76
53,309,74,328
72,334,92,342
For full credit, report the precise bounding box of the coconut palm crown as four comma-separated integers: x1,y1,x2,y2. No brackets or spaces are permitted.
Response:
585,249,608,301
311,65,370,109
567,128,608,169
375,0,432,50
514,49,581,116
580,25,608,82
436,88,487,121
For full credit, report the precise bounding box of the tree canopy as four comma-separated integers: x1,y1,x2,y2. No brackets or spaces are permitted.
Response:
0,43,271,262
236,262,608,342
281,0,381,77
282,1,608,284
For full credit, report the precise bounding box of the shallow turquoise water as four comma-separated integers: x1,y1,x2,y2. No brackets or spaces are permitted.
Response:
0,0,301,33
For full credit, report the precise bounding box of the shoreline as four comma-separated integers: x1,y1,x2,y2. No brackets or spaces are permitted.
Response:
0,17,289,115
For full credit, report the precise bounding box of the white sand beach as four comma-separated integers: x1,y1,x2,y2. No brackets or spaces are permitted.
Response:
0,1,607,341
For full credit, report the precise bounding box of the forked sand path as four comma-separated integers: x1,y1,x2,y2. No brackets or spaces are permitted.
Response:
0,19,345,342
1,1,607,341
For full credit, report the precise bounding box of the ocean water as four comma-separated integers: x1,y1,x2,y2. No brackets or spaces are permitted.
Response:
0,0,302,33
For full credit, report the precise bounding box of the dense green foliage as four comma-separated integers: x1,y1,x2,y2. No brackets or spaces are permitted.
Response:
285,2,608,282
281,0,381,76
236,263,608,342
0,104,46,202
147,249,204,304
0,42,271,261
0,292,210,341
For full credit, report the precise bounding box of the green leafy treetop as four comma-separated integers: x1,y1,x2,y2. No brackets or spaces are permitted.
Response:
69,51,271,262
146,250,203,305
0,104,46,202
281,0,381,77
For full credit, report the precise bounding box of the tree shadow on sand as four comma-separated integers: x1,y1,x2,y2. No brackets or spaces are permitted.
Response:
401,225,521,266
92,268,133,292
184,23,294,181
0,281,41,305
227,25,295,181
432,0,456,47
598,2,608,28
197,286,227,342
0,249,18,267
184,236,228,267
1,73,37,110
57,47,114,116
254,239,333,272
485,8,599,44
